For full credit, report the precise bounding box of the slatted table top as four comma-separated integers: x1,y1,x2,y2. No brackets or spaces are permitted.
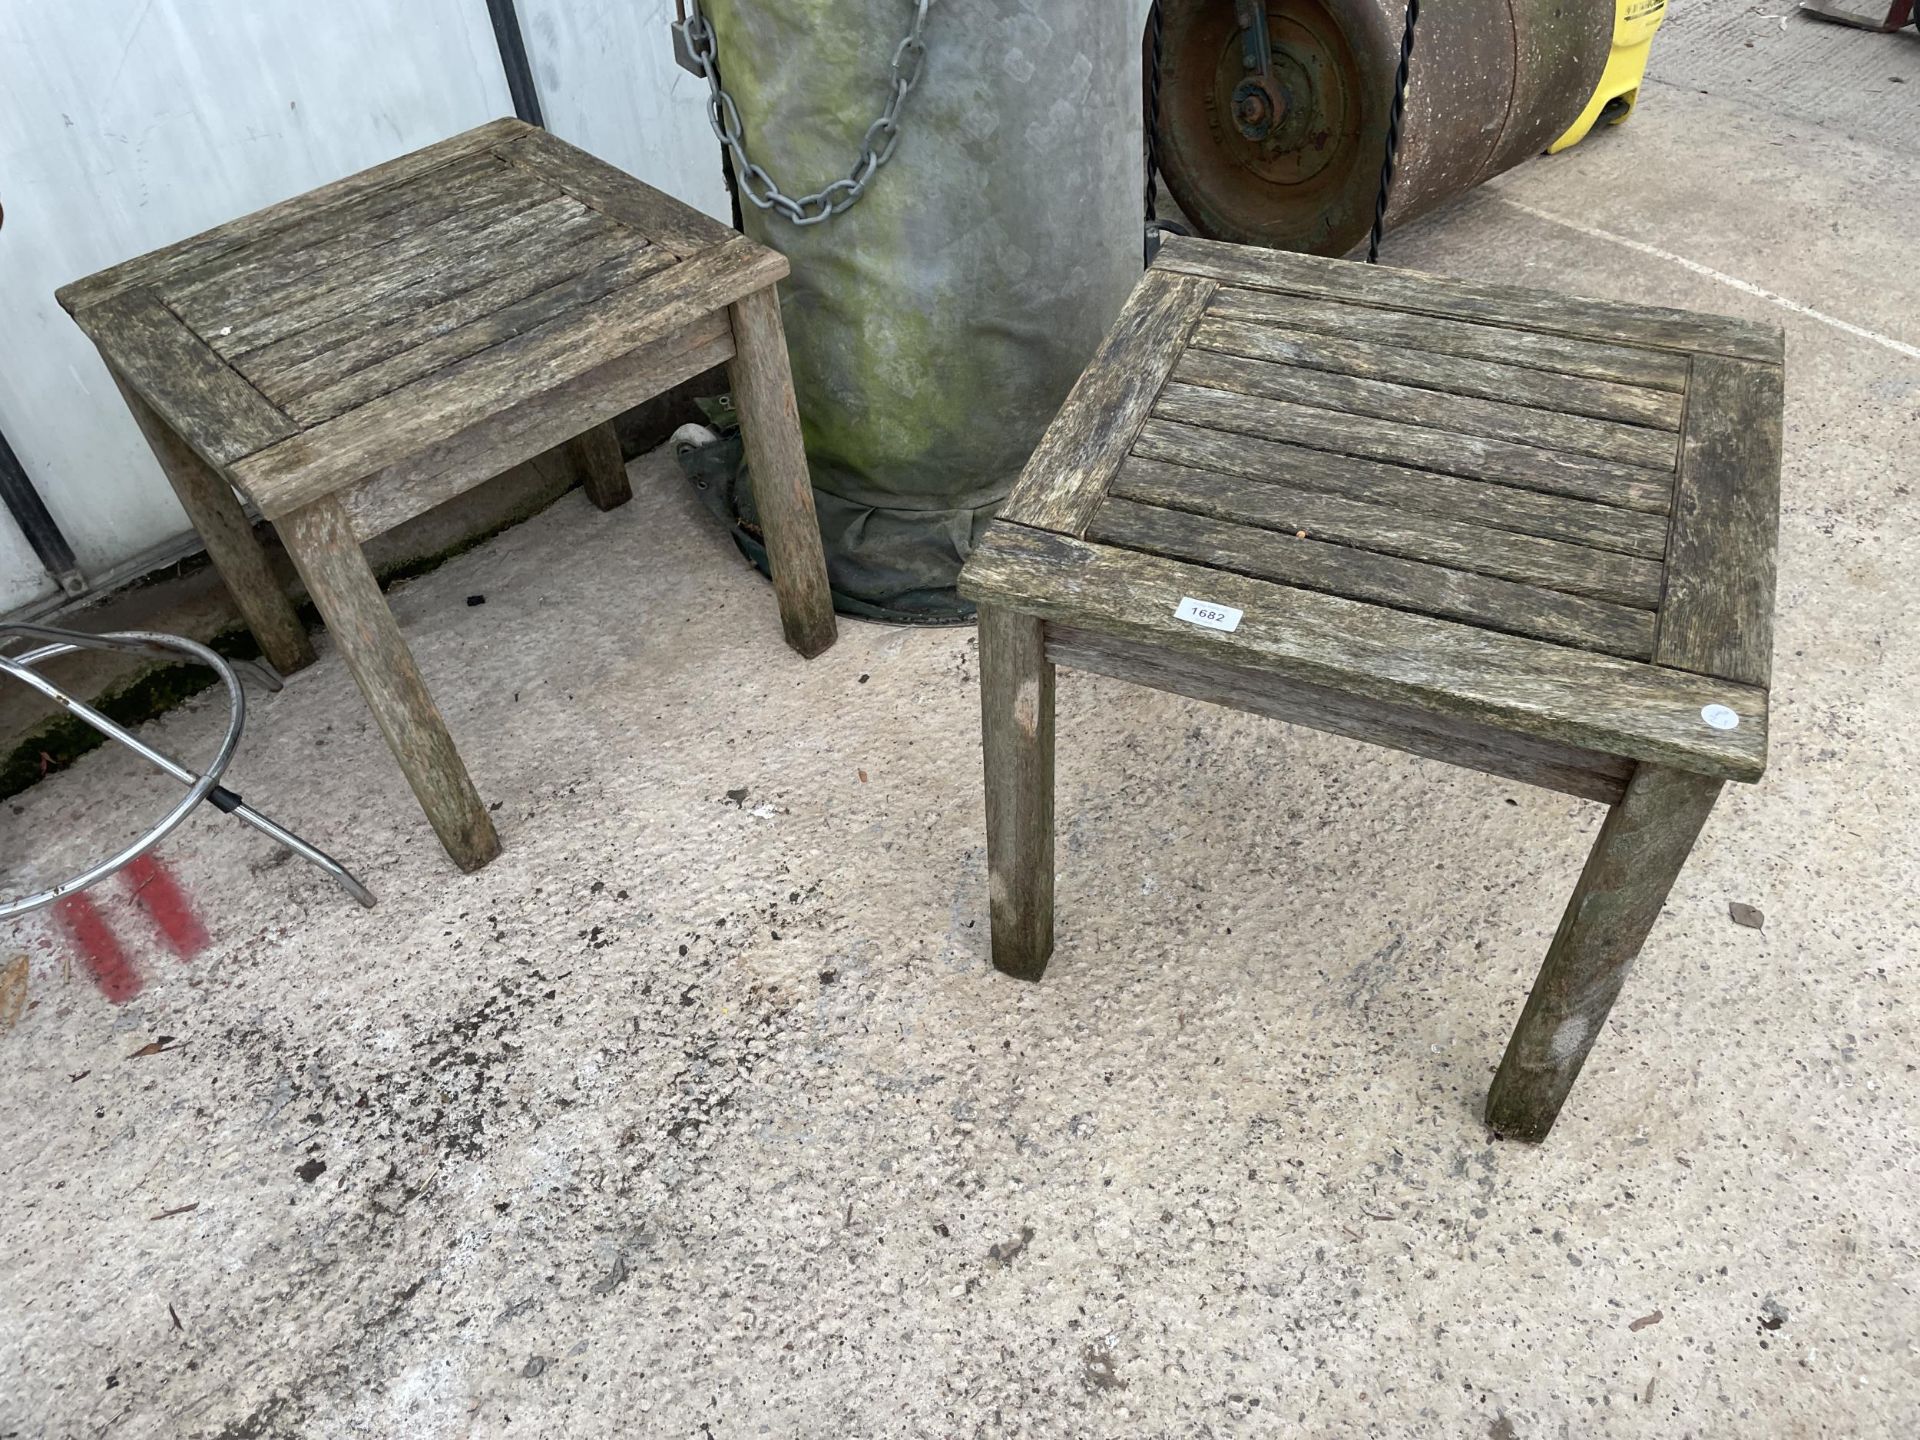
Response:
59,117,779,522
961,236,1785,784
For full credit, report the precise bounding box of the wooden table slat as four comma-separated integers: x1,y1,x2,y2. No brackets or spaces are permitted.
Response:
1087,497,1658,659
76,289,295,467
1133,419,1672,560
208,197,610,370
494,126,737,258
997,269,1216,536
1655,355,1785,687
1208,288,1693,392
157,152,508,317
959,523,1768,782
286,242,682,424
233,235,783,517
1176,342,1680,470
56,118,530,314
219,197,614,362
1110,456,1666,608
158,152,527,312
1192,310,1687,429
239,224,639,400
168,181,569,350
1155,382,1677,514
1159,235,1786,365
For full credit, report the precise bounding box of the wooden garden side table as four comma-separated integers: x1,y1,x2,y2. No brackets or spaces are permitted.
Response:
960,236,1784,1140
59,118,835,873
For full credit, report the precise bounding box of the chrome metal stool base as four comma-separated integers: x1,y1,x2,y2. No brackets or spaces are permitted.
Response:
0,622,375,919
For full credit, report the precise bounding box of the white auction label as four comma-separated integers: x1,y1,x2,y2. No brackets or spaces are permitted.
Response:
1700,704,1741,731
1173,596,1243,632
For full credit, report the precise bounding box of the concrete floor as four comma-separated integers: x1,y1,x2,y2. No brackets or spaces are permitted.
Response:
5,46,1920,1440
1654,0,1919,150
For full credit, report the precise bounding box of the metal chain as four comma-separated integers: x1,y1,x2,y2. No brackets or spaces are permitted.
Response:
1141,0,1190,264
1145,0,1165,225
1366,0,1420,263
681,0,933,227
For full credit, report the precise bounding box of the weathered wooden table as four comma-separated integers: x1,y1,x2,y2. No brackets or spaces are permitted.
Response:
59,118,835,873
960,236,1784,1140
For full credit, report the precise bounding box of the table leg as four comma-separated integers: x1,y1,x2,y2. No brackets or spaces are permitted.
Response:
565,421,631,512
113,376,314,675
278,497,500,873
980,605,1055,980
726,285,837,659
1485,763,1722,1140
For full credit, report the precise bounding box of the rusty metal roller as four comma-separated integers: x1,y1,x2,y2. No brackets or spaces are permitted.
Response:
1152,0,1613,255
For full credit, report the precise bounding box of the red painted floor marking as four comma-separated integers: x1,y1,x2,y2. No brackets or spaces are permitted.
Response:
122,855,209,960
53,892,143,1003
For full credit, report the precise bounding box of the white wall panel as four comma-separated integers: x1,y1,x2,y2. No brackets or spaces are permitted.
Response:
0,0,513,609
516,0,728,222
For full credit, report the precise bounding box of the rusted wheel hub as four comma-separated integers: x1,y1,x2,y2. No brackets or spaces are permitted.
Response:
1155,0,1390,254
1229,75,1284,140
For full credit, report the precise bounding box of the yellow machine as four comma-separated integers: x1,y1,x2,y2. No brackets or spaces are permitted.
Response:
1548,0,1668,153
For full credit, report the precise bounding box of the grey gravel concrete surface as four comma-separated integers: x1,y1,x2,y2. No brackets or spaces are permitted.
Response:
3,36,1919,1440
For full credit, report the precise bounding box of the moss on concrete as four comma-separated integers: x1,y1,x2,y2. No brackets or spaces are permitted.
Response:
0,623,262,801
1,481,566,803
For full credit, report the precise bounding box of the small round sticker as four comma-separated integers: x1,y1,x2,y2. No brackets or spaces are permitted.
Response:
1700,704,1741,731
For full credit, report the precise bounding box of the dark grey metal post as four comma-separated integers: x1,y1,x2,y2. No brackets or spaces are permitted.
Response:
485,0,546,127
0,423,87,598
